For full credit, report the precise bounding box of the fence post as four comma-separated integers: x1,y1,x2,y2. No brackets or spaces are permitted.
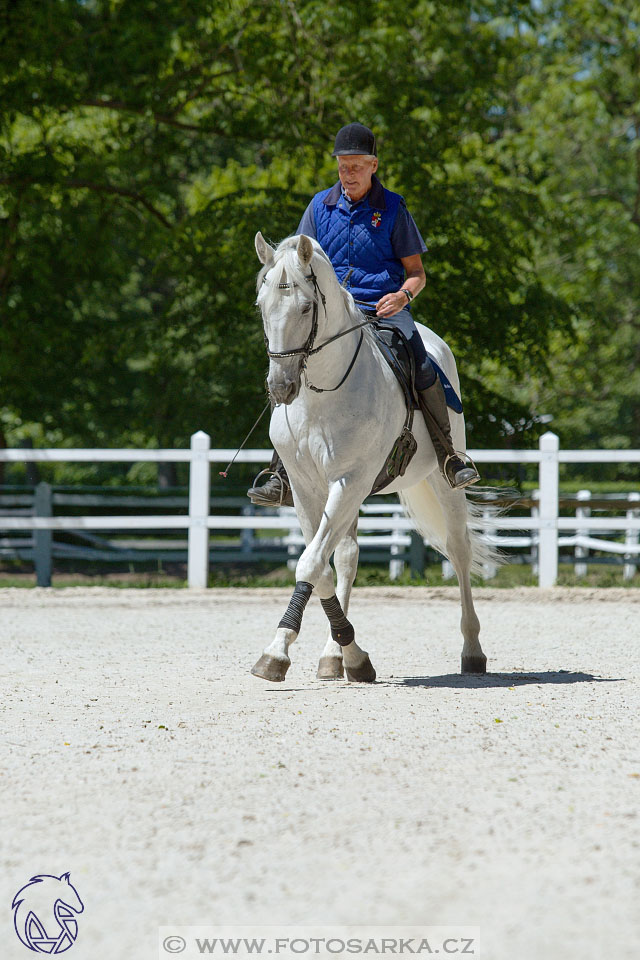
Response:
241,504,255,558
538,432,559,587
531,489,539,577
188,431,210,588
442,558,455,580
389,508,404,580
409,531,425,578
33,482,52,587
482,506,498,580
574,489,591,578
281,507,300,572
624,491,640,581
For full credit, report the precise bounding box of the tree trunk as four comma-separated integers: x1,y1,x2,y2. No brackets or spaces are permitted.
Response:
157,461,178,489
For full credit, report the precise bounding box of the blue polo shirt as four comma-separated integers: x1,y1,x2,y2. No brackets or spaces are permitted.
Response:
295,175,427,304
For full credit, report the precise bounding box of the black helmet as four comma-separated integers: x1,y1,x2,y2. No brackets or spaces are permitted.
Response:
331,122,377,157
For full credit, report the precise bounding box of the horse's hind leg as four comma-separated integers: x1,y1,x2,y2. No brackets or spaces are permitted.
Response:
317,519,359,680
436,479,486,674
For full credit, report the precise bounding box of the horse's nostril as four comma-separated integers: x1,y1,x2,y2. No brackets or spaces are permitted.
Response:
268,378,298,405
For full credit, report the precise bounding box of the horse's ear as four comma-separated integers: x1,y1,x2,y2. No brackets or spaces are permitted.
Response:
255,232,274,266
297,234,313,268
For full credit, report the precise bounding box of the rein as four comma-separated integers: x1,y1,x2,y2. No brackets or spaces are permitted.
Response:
262,264,373,394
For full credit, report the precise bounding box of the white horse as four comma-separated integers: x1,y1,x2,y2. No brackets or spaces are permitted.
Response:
251,232,493,683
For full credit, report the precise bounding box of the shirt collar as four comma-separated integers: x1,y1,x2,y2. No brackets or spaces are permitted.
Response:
323,174,387,211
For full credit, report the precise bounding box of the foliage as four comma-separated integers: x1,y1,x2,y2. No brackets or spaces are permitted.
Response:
481,0,640,469
1,1,638,480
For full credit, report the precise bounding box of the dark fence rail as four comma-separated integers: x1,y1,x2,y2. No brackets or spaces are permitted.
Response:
0,483,427,585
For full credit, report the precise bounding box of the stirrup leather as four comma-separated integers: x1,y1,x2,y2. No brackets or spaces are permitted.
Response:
443,451,481,489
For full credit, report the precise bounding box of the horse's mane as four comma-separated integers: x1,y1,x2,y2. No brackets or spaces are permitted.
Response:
256,236,367,330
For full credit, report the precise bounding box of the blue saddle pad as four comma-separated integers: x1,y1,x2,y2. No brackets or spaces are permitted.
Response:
371,323,463,414
429,355,463,414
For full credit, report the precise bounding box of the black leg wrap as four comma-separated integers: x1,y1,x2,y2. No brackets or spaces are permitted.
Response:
278,581,313,633
320,595,355,647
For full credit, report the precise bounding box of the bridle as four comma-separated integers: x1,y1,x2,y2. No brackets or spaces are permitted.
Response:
261,264,373,393
262,266,325,360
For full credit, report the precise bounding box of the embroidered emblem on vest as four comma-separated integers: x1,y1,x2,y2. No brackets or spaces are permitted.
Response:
371,211,382,228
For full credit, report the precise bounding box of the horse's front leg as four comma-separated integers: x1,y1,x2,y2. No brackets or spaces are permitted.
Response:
317,518,358,680
250,582,314,682
251,480,375,682
296,480,375,683
251,494,335,682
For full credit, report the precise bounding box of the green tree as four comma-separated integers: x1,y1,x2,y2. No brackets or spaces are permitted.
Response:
479,0,640,469
1,0,577,475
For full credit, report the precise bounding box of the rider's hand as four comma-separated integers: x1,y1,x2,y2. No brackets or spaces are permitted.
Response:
375,290,407,318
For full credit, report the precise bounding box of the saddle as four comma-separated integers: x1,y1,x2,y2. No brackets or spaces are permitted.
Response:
368,321,463,494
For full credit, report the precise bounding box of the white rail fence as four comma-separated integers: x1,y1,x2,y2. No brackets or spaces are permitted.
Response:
0,430,639,588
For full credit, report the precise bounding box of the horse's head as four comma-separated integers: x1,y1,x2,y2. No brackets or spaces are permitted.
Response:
12,873,84,915
255,232,330,404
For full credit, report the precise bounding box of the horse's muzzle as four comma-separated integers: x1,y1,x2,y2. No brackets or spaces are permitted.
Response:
268,361,302,405
268,375,300,405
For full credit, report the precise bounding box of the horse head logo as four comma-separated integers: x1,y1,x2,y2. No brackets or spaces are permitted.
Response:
12,873,84,954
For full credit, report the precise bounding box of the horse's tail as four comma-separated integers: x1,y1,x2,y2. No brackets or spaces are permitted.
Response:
399,479,505,578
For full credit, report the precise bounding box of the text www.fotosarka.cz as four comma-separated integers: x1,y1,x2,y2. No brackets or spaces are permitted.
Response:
159,927,481,959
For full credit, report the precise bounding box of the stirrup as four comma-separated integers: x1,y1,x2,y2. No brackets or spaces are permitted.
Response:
443,451,481,489
247,468,291,506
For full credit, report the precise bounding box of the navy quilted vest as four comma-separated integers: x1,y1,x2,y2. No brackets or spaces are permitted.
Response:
312,178,405,305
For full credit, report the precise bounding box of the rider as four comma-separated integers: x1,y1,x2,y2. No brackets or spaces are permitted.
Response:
248,122,480,506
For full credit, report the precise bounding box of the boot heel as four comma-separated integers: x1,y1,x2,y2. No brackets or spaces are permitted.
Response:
444,453,481,489
247,467,294,506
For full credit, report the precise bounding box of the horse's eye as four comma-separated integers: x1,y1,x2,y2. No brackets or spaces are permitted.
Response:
301,302,311,314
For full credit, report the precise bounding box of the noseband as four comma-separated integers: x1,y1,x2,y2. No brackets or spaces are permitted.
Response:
261,263,373,394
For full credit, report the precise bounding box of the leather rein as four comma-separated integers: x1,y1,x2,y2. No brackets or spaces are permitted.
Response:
262,266,372,394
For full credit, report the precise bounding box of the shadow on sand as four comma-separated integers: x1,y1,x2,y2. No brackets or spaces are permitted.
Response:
254,670,625,691
392,670,624,689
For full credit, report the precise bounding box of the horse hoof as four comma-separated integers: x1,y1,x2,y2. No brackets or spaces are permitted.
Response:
251,653,291,682
317,656,344,680
345,655,376,683
461,654,487,675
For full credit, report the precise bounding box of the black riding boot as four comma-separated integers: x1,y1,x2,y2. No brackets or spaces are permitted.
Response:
247,451,294,507
417,380,480,489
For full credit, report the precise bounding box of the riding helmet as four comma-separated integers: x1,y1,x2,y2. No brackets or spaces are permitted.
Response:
331,122,377,157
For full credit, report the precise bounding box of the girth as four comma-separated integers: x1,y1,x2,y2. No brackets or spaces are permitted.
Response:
367,319,419,495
